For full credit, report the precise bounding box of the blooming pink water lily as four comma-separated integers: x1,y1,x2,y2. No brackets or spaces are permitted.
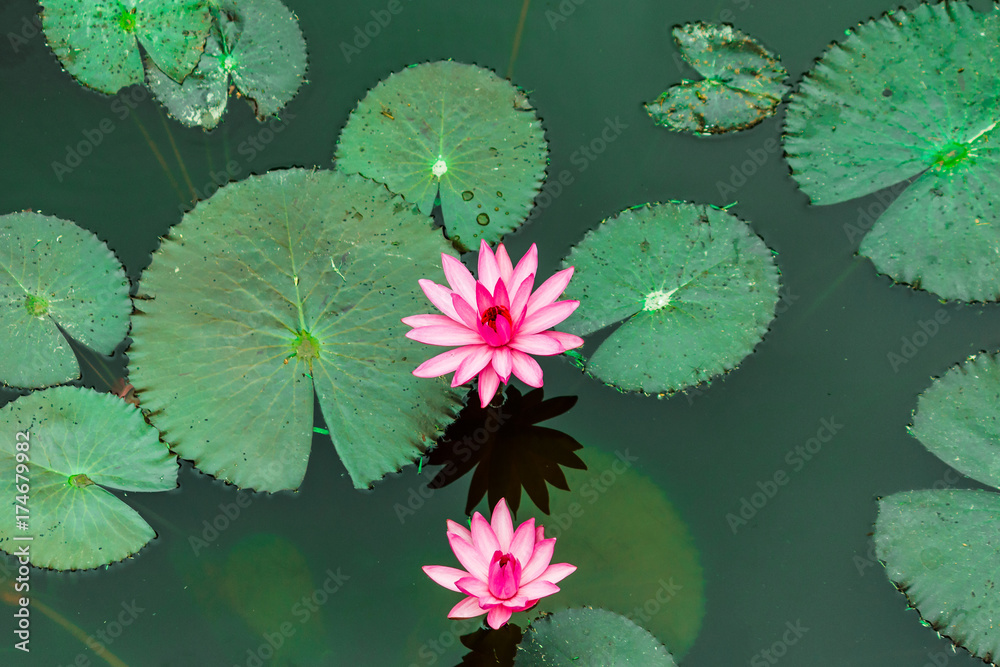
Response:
422,498,576,629
403,240,584,407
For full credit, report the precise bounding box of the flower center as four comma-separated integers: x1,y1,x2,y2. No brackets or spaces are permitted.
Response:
480,305,512,331
487,551,521,600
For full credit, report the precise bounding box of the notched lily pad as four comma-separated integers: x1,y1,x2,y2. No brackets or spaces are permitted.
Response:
515,608,677,666
0,386,177,570
783,1,1000,302
0,212,131,388
129,169,463,492
910,351,1000,489
145,0,307,128
559,202,780,395
875,489,1000,664
334,61,548,251
646,23,788,135
40,0,211,94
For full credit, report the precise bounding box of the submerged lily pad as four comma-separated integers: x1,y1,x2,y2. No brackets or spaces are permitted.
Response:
184,533,330,663
129,169,463,492
145,0,307,127
40,0,211,94
875,489,1000,663
515,608,677,666
521,448,705,658
559,202,779,394
334,61,547,251
645,23,787,135
910,352,1000,489
0,386,176,570
0,212,131,388
784,1,1000,301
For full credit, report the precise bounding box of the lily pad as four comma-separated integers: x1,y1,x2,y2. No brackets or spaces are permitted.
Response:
40,0,211,94
875,489,1000,663
515,608,677,667
0,386,177,570
645,23,787,135
334,61,547,251
0,212,131,388
559,202,779,394
129,168,463,492
783,1,1000,301
145,0,307,127
910,351,1000,489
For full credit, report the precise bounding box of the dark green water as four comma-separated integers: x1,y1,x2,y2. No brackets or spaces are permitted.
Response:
1,0,997,664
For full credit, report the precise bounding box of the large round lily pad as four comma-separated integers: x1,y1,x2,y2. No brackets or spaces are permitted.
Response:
875,489,1000,663
646,23,787,135
40,0,211,94
910,351,1000,489
146,0,307,127
0,386,177,570
783,1,1000,301
334,61,548,251
0,212,131,388
559,202,779,394
129,169,463,492
515,608,677,666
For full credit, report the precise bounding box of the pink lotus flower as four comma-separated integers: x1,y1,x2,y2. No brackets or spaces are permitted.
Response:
403,240,584,407
422,498,576,629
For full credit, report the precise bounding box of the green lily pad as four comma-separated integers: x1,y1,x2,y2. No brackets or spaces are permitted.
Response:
40,0,211,94
144,24,229,128
783,1,1000,301
515,608,677,666
0,212,131,388
0,386,176,570
559,202,780,394
645,23,787,135
875,488,1000,663
910,351,1000,489
334,61,547,251
129,169,463,492
147,0,306,127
